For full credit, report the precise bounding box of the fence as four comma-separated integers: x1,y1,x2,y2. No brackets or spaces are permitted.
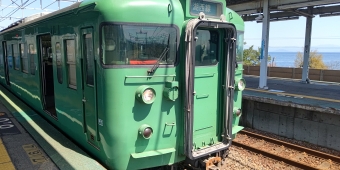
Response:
243,66,340,83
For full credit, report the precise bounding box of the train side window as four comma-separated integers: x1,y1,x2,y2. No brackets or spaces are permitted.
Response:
29,44,35,75
56,42,63,84
65,39,77,89
13,44,20,70
20,44,28,73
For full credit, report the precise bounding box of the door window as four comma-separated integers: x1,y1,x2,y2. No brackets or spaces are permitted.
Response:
65,40,77,89
20,44,29,73
29,44,35,75
195,30,219,66
84,34,94,86
7,44,13,69
13,44,20,70
56,42,63,84
0,43,3,67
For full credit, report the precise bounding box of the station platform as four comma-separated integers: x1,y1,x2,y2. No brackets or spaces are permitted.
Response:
0,85,105,170
243,75,340,115
242,75,340,152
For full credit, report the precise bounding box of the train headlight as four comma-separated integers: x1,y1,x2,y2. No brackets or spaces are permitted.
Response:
136,86,156,104
235,78,246,91
143,89,155,103
138,124,153,139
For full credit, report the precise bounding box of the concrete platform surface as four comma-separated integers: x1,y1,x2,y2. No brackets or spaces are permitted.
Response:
0,85,106,170
243,75,340,115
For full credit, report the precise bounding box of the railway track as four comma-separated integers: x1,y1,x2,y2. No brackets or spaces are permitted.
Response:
233,130,340,170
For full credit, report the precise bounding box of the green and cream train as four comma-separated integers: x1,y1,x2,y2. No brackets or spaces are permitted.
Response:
0,0,245,169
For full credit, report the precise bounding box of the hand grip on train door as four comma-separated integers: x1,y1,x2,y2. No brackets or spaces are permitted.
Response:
165,122,176,126
82,97,87,102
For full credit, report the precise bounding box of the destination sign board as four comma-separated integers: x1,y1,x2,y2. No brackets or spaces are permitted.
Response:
190,0,222,17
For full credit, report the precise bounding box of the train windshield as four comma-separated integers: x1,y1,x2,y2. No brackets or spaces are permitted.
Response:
102,24,177,65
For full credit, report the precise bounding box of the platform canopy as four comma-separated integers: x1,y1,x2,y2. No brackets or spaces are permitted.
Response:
226,0,340,21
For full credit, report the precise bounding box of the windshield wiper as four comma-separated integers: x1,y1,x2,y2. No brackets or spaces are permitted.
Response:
147,47,169,74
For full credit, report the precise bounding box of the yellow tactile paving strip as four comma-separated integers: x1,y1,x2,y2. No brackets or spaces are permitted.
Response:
0,138,15,170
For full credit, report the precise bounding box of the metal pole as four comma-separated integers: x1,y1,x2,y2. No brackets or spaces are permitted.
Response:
259,0,270,89
301,6,313,83
21,0,23,18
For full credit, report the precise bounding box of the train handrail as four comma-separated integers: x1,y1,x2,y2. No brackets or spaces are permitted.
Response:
125,75,176,78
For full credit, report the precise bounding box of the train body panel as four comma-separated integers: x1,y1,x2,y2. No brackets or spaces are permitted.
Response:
0,0,245,169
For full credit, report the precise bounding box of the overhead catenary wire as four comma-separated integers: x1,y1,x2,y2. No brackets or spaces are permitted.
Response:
0,0,30,22
0,0,78,27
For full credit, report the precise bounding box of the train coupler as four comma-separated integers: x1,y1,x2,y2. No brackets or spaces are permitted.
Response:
204,156,222,170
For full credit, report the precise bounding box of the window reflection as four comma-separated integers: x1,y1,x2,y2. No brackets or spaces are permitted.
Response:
236,31,244,62
195,29,219,66
102,25,177,65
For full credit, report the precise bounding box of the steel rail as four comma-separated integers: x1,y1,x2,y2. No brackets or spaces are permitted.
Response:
232,129,340,170
232,139,319,170
239,130,340,163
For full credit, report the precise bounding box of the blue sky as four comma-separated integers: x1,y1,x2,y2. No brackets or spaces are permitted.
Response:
0,0,76,29
244,16,340,52
1,1,339,52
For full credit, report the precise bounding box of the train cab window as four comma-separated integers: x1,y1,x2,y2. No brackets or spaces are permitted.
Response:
65,39,77,89
13,44,20,70
194,30,219,66
101,24,177,65
29,44,35,75
7,44,13,69
20,44,28,73
55,42,63,84
236,31,244,62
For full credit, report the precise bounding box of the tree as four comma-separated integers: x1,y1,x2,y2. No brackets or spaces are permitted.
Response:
243,45,271,66
294,50,328,69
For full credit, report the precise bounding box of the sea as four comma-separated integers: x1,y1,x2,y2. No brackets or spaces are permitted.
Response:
268,52,340,70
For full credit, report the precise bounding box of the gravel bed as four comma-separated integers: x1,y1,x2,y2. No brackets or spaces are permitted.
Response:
243,127,340,157
220,127,340,170
223,145,300,170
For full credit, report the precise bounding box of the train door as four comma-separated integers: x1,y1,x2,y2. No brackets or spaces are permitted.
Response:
37,34,57,118
184,20,236,159
3,42,10,86
193,28,221,148
81,28,99,148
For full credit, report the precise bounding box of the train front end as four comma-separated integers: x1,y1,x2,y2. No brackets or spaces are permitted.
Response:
180,0,245,165
88,0,244,169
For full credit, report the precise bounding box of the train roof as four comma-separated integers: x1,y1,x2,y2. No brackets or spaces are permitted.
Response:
0,2,83,33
